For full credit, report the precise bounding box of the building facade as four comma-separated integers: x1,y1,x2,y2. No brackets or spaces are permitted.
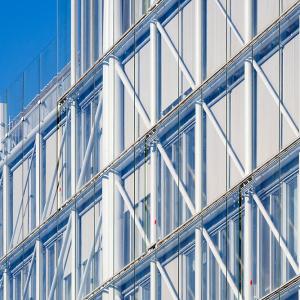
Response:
0,0,300,299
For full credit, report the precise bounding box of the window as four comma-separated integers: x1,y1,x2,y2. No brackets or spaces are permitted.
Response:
123,0,151,31
186,251,195,300
13,272,21,300
257,176,298,297
160,128,195,236
46,237,63,299
124,281,150,300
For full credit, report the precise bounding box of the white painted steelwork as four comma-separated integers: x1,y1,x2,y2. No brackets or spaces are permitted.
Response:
0,1,300,300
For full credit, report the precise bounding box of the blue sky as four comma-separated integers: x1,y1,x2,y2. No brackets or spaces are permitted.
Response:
0,0,56,118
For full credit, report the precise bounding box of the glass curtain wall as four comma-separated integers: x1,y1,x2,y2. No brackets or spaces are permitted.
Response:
0,1,299,300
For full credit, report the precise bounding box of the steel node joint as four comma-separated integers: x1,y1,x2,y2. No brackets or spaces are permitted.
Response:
243,186,254,198
195,98,204,106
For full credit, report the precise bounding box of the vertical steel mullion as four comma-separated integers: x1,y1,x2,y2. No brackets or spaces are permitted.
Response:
81,106,85,164
181,133,187,222
207,243,210,299
102,2,123,299
244,0,254,298
217,232,222,300
80,0,86,74
35,133,42,228
161,160,166,236
229,220,235,300
36,239,43,299
3,269,9,300
195,0,205,299
298,14,300,300
46,248,49,296
71,99,77,197
71,209,79,300
150,20,159,300
256,206,261,296
1,102,9,275
3,164,10,255
97,0,103,58
71,0,78,85
281,182,287,284
89,0,95,66
269,195,274,290
297,152,300,299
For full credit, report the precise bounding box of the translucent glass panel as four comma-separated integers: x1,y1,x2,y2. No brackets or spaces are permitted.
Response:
254,170,299,298
206,0,245,78
123,159,150,264
157,127,195,237
44,232,72,300
79,0,102,73
9,150,36,249
257,0,298,35
255,24,299,166
77,87,102,188
123,0,151,29
79,201,102,297
5,251,37,300
1,1,299,300
43,108,71,219
160,0,195,113
77,0,153,77
123,44,151,149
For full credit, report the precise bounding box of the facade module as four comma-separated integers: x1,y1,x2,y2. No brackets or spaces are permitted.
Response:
0,0,300,299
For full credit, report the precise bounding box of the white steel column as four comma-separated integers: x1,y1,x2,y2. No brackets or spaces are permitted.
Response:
298,153,300,299
35,133,42,227
2,102,9,300
89,0,95,65
195,1,205,298
0,102,7,158
244,0,254,298
81,0,87,74
71,100,77,196
0,101,8,255
3,268,10,300
296,15,300,300
150,20,160,300
2,103,9,300
71,0,78,85
3,163,10,255
71,209,79,300
102,59,111,286
36,239,43,299
102,2,123,299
